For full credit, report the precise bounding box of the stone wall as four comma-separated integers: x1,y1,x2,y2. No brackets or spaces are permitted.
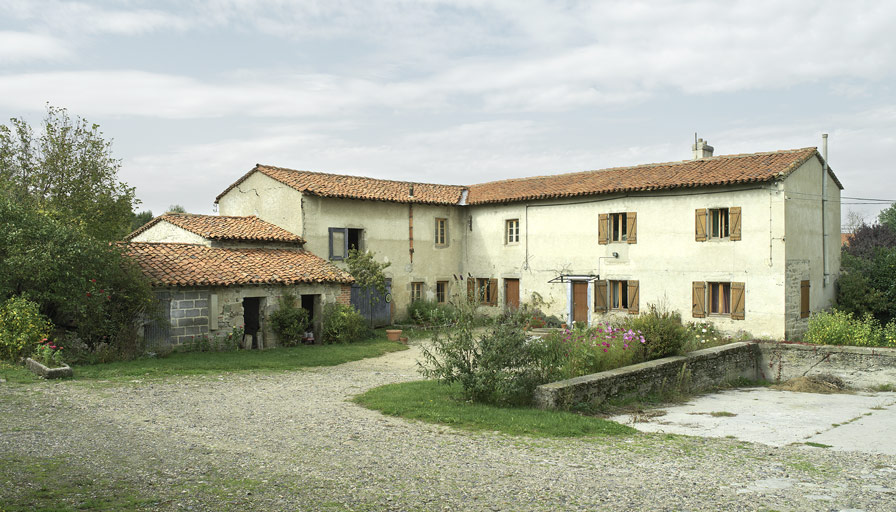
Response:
533,342,896,410
784,259,810,339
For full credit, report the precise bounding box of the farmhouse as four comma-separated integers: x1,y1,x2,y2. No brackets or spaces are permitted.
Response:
214,140,842,339
126,213,353,348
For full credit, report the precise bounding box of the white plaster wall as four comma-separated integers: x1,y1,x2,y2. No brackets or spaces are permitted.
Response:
217,172,304,236
463,184,789,338
784,157,842,313
131,222,211,245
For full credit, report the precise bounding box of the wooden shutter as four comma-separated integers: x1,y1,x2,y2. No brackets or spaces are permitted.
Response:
692,281,706,318
800,280,810,318
731,282,745,320
626,212,637,244
695,209,707,242
627,280,639,314
598,214,608,245
488,278,498,306
729,207,742,241
467,278,475,302
594,280,608,312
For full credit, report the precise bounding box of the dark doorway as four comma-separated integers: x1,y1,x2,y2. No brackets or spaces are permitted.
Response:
300,294,319,344
347,228,362,251
243,297,261,349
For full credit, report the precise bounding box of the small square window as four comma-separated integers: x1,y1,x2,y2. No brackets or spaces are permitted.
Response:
434,218,447,246
710,208,730,239
609,280,629,310
436,281,448,303
709,282,731,315
505,219,520,244
610,213,627,242
410,282,424,302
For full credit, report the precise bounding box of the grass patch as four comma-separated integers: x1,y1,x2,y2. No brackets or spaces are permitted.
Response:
0,361,41,384
353,380,636,438
0,455,161,511
804,442,832,448
71,339,406,381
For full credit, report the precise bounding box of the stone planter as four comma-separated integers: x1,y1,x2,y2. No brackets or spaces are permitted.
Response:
386,329,402,342
25,358,73,379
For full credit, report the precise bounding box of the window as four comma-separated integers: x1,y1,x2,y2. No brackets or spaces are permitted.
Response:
800,280,810,318
436,281,448,304
505,219,520,244
434,218,447,246
467,278,497,306
693,281,744,319
328,227,363,260
594,280,639,314
410,282,424,302
598,212,637,244
696,207,741,241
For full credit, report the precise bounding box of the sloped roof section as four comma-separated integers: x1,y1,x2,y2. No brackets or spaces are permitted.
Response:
126,214,304,244
216,165,466,205
125,243,353,287
465,147,840,204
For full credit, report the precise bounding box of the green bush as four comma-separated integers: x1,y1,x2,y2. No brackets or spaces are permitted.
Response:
321,303,370,344
540,322,648,380
0,296,52,362
620,304,690,359
804,310,888,347
406,300,456,326
269,293,310,346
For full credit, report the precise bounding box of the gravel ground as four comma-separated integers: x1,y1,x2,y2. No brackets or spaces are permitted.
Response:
1,342,895,511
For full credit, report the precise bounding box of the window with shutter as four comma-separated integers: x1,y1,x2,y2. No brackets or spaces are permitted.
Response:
627,280,639,314
598,214,608,245
800,280,810,318
729,207,742,241
488,279,498,306
626,212,637,244
695,209,707,242
594,280,608,312
731,282,745,320
692,281,706,318
467,278,474,301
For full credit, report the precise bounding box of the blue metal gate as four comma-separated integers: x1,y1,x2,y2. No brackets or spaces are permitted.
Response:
350,279,392,327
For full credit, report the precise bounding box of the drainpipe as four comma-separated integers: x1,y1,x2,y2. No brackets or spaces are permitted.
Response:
822,134,829,287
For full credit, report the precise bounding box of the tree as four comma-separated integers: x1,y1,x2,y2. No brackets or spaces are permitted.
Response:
345,249,391,326
843,222,896,260
131,210,154,232
166,204,186,214
836,221,896,325
0,105,137,241
878,202,896,232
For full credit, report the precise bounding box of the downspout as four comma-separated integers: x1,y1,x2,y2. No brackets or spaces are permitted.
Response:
822,134,829,286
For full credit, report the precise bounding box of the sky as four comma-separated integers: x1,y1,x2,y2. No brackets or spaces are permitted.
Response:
1,0,894,225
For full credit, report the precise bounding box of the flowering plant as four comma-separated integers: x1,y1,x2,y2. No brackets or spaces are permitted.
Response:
547,322,647,379
32,338,66,368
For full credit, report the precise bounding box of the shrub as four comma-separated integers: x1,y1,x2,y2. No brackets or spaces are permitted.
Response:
321,303,370,343
805,310,886,347
541,322,647,380
620,303,690,359
0,296,52,363
406,300,456,327
269,293,310,346
32,338,66,368
420,302,559,405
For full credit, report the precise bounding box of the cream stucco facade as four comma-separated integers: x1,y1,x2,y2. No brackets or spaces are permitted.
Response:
216,149,842,339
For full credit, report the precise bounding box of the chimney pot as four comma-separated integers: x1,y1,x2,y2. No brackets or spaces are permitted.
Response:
692,138,714,159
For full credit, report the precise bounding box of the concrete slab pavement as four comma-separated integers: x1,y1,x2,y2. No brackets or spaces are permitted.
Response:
610,388,896,455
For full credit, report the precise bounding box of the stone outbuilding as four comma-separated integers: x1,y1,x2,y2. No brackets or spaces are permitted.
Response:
125,214,353,349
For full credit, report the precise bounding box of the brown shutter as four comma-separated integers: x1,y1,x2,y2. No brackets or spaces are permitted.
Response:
731,282,745,320
800,280,810,318
729,207,742,241
627,212,637,244
594,280,608,312
467,278,474,302
695,209,707,242
488,278,498,306
627,280,639,314
692,281,706,318
598,214,608,245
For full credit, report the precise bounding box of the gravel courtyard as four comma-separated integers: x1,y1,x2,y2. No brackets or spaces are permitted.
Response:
2,343,894,511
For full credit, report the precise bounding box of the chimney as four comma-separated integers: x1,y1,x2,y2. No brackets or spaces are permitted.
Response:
692,138,714,159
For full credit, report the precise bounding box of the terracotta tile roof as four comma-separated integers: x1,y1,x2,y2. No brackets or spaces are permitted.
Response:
126,214,304,244
125,243,353,287
216,164,465,205
465,148,840,204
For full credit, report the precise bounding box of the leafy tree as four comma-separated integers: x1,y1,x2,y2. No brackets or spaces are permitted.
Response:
843,222,896,260
0,105,137,241
0,193,153,351
345,249,391,326
166,204,187,214
878,202,896,232
130,210,154,232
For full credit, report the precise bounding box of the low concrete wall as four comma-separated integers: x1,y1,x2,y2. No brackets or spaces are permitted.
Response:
533,342,758,410
758,342,896,389
533,342,896,410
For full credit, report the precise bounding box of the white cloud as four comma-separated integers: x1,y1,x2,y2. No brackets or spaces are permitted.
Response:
0,31,71,63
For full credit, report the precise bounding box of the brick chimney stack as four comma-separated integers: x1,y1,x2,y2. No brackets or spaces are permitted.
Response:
692,138,714,159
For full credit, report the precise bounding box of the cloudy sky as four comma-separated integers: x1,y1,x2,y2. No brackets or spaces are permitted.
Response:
1,0,894,223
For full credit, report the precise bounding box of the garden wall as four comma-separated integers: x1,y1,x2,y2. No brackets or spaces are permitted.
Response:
533,342,896,410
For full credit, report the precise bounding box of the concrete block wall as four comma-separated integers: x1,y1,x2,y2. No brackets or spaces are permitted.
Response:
169,290,211,345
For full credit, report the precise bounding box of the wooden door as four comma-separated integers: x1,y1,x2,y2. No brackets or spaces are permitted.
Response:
572,282,588,323
504,279,520,310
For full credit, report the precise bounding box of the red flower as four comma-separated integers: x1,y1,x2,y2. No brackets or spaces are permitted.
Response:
86,292,92,297
90,279,96,283
99,289,104,293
